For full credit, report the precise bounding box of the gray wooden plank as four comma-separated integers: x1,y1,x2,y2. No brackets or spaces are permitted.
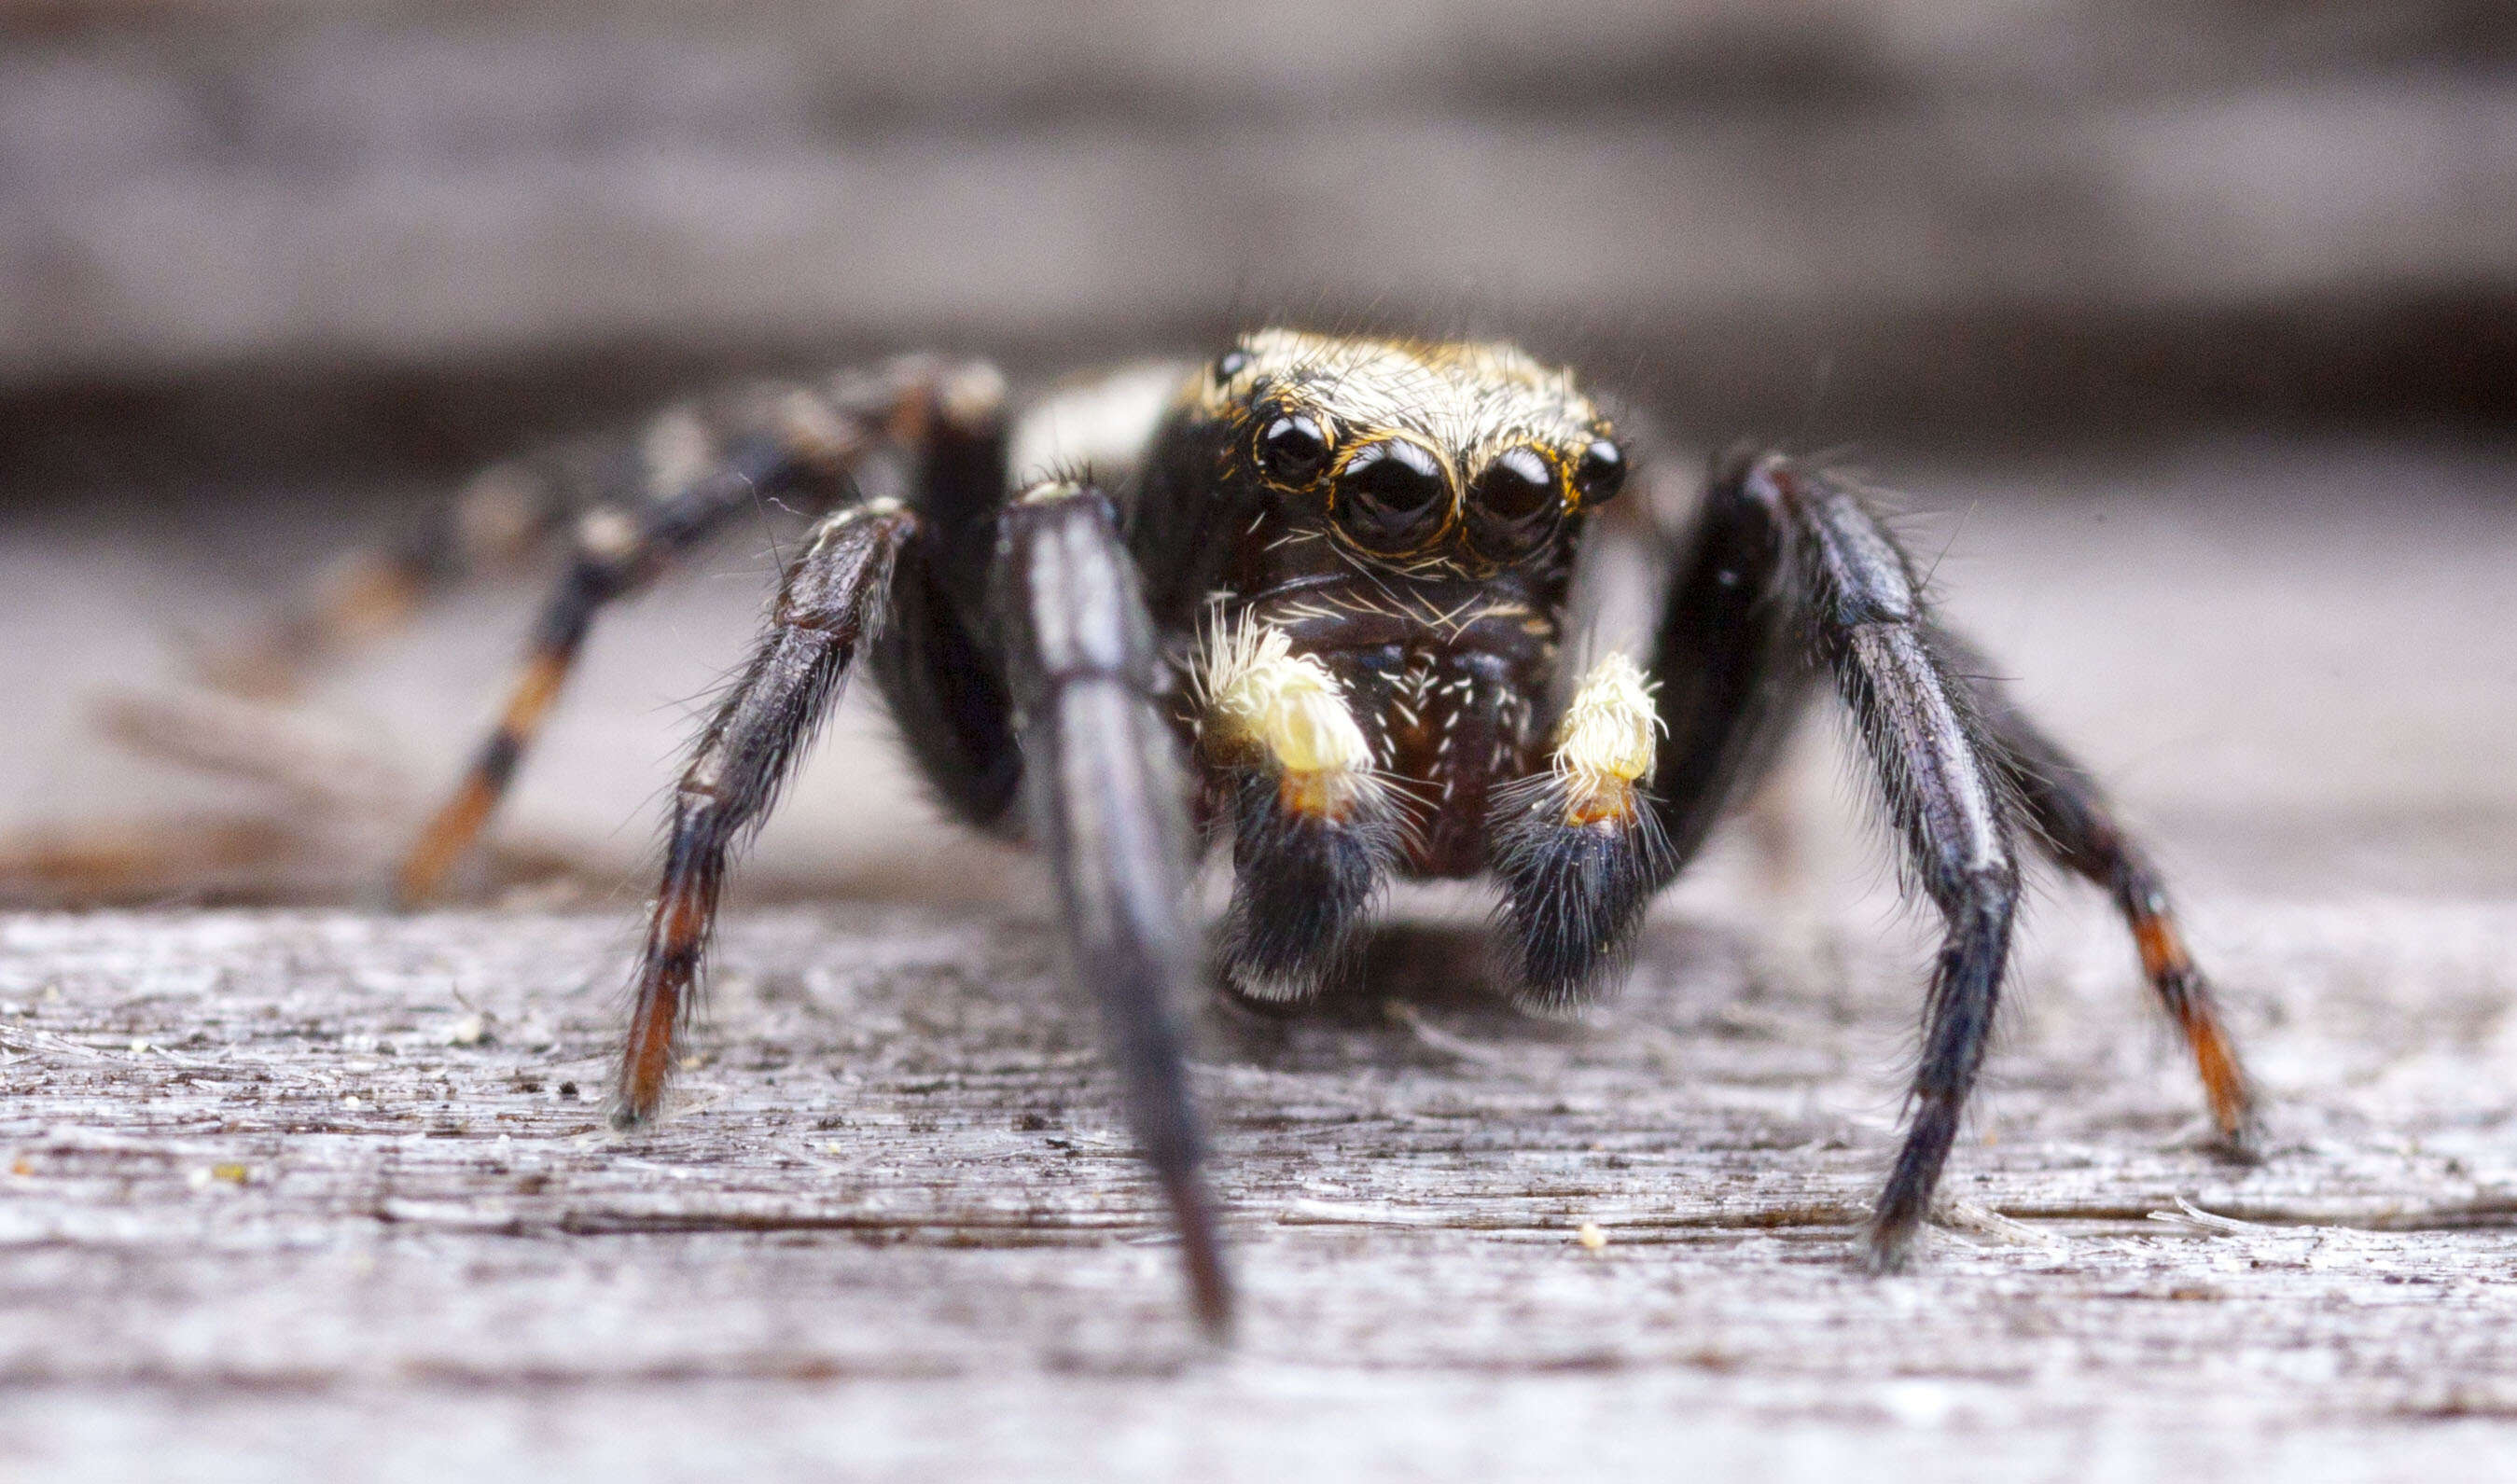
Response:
2,892,2514,1479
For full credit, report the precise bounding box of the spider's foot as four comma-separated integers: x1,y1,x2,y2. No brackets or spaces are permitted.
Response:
2204,1113,2269,1167
1857,1218,1923,1276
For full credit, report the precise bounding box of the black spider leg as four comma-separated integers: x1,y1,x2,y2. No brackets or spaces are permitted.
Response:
614,499,919,1123
994,482,1231,1338
1718,453,2023,1271
867,371,1024,833
1648,449,1820,867
396,446,800,902
1540,451,2025,1265
1486,448,1810,1006
1938,628,2259,1150
396,366,984,903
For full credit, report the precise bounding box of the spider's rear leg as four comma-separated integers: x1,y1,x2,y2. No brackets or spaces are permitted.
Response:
996,481,1231,1338
1195,621,1402,1002
1939,628,2259,1151
614,499,920,1121
397,360,1008,903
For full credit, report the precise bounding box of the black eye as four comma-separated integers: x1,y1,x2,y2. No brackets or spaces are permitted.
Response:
1465,446,1563,559
1214,350,1249,384
1573,439,1625,504
1258,413,1329,484
1334,439,1448,551
1474,447,1557,521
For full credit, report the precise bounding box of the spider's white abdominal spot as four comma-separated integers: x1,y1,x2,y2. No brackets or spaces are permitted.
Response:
1195,618,1375,816
1550,652,1661,825
939,361,1009,429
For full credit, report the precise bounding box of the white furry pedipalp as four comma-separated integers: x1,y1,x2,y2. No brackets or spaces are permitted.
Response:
1193,617,1375,811
1550,652,1661,824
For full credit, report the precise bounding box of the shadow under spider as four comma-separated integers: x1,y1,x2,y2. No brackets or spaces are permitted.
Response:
1199,908,1781,1076
1203,919,1611,1073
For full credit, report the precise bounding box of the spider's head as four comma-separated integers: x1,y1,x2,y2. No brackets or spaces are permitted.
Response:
1163,330,1634,876
1186,329,1626,583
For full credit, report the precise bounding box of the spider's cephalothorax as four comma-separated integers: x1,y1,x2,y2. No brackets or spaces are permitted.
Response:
1133,332,1656,997
234,329,2259,1338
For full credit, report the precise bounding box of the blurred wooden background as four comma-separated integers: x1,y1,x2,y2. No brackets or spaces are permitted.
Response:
2,0,2512,488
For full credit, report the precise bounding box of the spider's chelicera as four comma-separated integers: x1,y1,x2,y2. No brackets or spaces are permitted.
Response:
239,329,2257,1337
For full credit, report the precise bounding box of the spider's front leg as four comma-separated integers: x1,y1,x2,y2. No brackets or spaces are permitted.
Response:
1593,449,2252,1268
994,481,1232,1337
1718,449,2260,1269
1770,458,2026,1270
614,498,920,1122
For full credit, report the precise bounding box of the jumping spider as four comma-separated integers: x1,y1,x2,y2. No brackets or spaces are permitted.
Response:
223,329,2255,1336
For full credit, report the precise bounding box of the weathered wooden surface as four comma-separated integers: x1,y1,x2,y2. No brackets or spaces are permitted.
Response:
4,884,2517,1479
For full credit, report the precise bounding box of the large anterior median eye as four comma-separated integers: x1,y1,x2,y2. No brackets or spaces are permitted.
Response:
1466,445,1564,559
1333,439,1448,552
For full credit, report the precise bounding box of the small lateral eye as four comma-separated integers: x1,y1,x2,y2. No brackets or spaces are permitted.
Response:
1573,439,1626,504
1334,438,1448,551
1214,350,1249,384
1473,446,1558,522
1258,413,1329,483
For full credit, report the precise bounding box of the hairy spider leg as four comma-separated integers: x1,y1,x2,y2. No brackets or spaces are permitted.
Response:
1719,454,2025,1272
864,365,1024,831
1616,450,2252,1268
396,362,1003,903
994,481,1231,1338
1647,446,1818,867
615,499,920,1125
1937,627,2259,1150
395,442,812,903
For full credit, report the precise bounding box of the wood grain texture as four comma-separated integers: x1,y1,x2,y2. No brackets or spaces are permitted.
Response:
4,889,2514,1478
